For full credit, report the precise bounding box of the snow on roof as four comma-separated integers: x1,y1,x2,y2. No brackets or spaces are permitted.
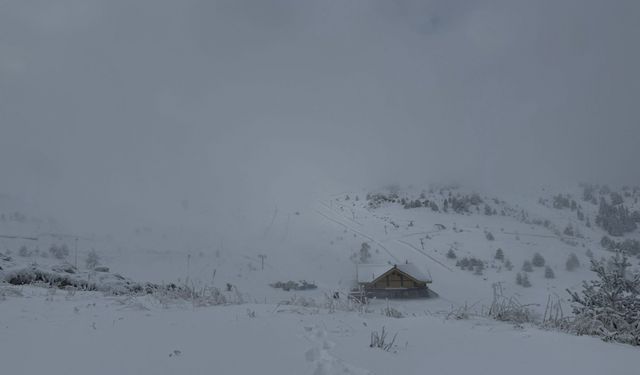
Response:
396,263,431,283
357,263,431,284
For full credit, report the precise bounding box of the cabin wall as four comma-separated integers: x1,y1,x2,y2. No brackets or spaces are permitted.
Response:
371,270,426,289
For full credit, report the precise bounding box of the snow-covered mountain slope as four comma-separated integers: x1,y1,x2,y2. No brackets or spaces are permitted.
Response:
2,183,640,374
2,183,639,314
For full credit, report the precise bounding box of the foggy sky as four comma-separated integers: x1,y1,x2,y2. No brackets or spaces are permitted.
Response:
1,0,639,234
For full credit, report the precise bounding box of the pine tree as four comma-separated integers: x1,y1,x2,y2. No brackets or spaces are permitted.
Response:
568,254,640,345
544,266,555,279
446,248,457,259
522,260,533,272
532,253,545,267
566,253,580,271
494,248,504,261
521,273,532,287
504,259,513,271
516,272,523,285
359,242,371,263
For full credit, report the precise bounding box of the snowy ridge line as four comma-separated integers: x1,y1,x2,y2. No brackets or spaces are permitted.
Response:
395,239,454,272
313,208,400,263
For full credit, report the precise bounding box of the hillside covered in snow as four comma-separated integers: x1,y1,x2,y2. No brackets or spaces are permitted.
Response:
2,183,639,374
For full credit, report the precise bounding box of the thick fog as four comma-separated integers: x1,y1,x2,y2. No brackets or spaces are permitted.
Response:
1,0,639,236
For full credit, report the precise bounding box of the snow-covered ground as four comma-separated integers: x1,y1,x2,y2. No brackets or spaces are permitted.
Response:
1,184,639,374
1,286,638,375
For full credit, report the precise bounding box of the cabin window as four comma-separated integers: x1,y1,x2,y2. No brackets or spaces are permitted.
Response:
400,274,404,287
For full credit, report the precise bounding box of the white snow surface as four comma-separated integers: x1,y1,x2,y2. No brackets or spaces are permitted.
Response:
1,184,639,374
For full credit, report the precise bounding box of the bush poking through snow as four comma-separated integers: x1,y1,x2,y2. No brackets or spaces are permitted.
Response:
270,280,317,291
370,326,398,352
494,248,504,261
382,300,404,318
18,245,30,257
487,283,536,323
474,262,484,275
49,244,69,259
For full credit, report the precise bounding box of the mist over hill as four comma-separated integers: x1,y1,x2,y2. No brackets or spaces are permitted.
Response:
2,1,640,374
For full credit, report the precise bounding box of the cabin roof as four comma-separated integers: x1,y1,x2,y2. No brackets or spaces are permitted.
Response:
357,263,431,284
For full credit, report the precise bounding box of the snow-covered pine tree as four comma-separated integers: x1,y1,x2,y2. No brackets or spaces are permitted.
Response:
566,253,580,271
532,253,545,267
504,259,513,271
446,248,457,259
567,253,640,345
544,266,555,279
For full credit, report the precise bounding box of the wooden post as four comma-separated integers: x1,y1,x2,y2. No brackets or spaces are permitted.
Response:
74,237,78,269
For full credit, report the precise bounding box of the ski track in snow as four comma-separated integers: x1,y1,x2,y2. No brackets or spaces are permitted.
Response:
395,239,453,272
314,206,400,263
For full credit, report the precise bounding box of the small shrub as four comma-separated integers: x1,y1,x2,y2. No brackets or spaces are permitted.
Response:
522,260,533,272
370,326,398,352
18,245,30,257
488,283,535,322
49,244,69,259
270,280,317,291
494,248,504,261
474,262,484,275
382,304,404,318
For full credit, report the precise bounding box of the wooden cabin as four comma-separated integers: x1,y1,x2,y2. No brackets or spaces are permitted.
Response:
354,263,433,299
